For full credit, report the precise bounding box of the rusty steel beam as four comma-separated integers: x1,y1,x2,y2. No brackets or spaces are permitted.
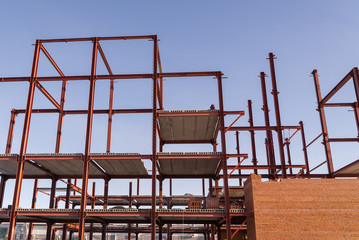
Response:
284,140,293,175
323,102,355,107
0,71,224,83
78,38,98,240
34,81,61,110
227,165,305,170
247,100,258,174
8,40,41,240
151,35,158,240
260,72,276,176
235,131,242,185
27,179,38,240
49,177,57,208
354,102,359,137
328,138,359,142
39,35,156,43
299,121,310,174
216,75,232,240
0,175,7,208
227,125,300,131
97,43,115,153
321,69,353,105
312,70,334,176
5,110,17,154
269,53,286,178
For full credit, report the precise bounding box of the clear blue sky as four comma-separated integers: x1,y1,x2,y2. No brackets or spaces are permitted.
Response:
0,1,358,208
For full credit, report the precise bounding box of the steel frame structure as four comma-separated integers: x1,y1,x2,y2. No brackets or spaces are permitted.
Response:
0,35,245,240
312,68,359,177
0,36,358,240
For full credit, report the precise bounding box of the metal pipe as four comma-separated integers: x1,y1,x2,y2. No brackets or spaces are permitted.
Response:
8,40,40,240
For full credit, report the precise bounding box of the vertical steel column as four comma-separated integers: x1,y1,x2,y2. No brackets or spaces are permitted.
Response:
8,40,40,240
299,121,310,174
55,81,67,153
5,110,17,154
102,179,108,240
210,225,215,240
150,35,158,240
217,74,232,240
208,179,213,196
137,178,140,195
166,225,171,240
89,182,96,240
129,182,133,208
260,72,276,176
78,38,98,240
62,179,71,240
104,178,109,209
217,226,221,240
354,102,359,137
202,178,205,196
159,180,163,209
65,179,72,208
128,223,132,240
268,53,287,178
312,70,334,175
167,177,172,238
46,222,53,240
235,131,242,185
101,224,107,240
106,78,115,153
49,177,57,208
73,179,77,196
247,100,258,174
158,224,163,240
27,178,38,240
352,68,359,105
169,178,172,196
352,68,359,137
0,175,7,208
284,139,293,175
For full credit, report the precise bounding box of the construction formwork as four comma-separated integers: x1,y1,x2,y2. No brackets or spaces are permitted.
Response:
0,35,358,240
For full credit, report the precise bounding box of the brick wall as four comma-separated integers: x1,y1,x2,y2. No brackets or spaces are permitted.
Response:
244,174,359,240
